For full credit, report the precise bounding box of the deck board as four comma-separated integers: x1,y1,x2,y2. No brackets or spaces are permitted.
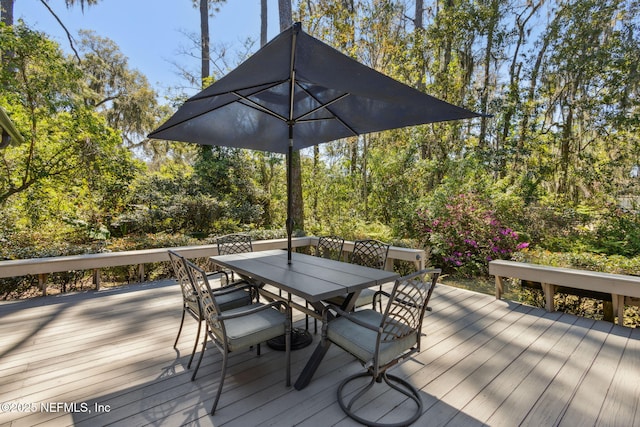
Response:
0,279,638,426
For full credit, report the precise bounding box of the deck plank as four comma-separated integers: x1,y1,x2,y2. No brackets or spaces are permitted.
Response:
596,325,640,427
0,279,638,427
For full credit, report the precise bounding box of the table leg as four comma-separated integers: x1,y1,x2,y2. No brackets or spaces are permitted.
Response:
294,297,353,390
340,289,361,312
294,340,331,390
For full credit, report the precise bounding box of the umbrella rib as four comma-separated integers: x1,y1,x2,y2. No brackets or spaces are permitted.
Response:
294,92,349,121
188,80,286,102
150,81,289,135
233,93,288,123
294,84,359,137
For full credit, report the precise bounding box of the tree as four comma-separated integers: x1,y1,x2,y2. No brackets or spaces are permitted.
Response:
261,0,268,46
0,24,139,228
191,0,227,85
77,30,162,148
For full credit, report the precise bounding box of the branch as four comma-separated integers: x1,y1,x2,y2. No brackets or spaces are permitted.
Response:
38,0,82,63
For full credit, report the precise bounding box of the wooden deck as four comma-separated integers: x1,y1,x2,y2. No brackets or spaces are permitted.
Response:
1,279,638,426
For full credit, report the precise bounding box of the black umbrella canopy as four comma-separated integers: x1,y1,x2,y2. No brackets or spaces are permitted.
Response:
149,22,483,262
149,22,482,153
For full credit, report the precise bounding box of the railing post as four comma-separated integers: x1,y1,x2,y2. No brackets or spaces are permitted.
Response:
93,268,101,291
39,273,48,297
541,283,555,312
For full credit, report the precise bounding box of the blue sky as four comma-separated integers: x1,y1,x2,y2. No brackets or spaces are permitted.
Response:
15,0,281,96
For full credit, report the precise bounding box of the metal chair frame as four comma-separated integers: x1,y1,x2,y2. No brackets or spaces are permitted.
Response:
322,268,440,427
324,239,391,311
169,250,203,369
169,250,258,370
212,233,253,284
351,239,390,270
307,236,345,332
315,235,345,260
186,259,292,415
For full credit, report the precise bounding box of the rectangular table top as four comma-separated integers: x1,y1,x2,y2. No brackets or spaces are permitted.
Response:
210,249,399,302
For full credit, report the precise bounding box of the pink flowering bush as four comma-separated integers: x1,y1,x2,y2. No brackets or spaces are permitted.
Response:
416,192,528,276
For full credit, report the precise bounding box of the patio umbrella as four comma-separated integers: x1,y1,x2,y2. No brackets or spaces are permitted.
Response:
148,22,484,263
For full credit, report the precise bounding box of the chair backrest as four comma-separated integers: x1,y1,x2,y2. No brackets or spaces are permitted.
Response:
216,233,253,255
184,259,225,338
168,250,200,313
379,269,440,351
316,235,345,260
350,239,390,270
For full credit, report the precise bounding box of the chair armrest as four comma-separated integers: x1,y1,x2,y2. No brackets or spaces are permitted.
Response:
373,289,421,311
372,290,391,310
206,269,230,284
213,280,257,294
218,300,291,321
322,303,350,319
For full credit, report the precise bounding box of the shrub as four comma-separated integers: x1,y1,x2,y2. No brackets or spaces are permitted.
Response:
416,192,528,276
589,206,640,257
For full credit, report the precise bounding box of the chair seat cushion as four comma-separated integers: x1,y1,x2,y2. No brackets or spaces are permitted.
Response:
215,303,287,352
325,288,376,308
327,309,417,367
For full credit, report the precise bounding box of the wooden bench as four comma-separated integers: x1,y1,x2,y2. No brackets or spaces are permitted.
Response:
490,259,640,325
0,237,425,296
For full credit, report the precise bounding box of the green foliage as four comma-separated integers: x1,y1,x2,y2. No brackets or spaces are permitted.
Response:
588,206,640,257
78,30,162,148
112,168,227,236
0,22,141,237
194,147,265,226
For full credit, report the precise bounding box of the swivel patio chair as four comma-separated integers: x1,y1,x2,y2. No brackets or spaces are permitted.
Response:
322,268,440,427
324,239,390,310
185,259,291,415
168,250,257,369
210,233,253,285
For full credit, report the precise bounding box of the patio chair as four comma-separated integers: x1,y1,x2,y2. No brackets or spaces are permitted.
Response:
185,259,291,415
322,268,440,427
315,235,345,260
168,250,257,369
210,233,253,285
307,236,345,332
324,239,390,310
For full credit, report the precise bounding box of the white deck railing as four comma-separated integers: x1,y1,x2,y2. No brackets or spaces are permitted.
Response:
490,259,640,325
0,237,425,296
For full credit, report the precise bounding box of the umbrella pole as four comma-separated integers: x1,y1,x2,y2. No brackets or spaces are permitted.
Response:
287,127,293,264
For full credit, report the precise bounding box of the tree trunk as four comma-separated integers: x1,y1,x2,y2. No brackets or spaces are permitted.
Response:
200,0,210,84
278,0,292,30
500,2,541,177
479,0,500,149
260,0,267,47
414,0,423,29
1,0,13,26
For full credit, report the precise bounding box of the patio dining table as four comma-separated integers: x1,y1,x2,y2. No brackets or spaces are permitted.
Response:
209,249,399,390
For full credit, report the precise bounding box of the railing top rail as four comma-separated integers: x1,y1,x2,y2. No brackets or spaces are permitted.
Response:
0,236,425,279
